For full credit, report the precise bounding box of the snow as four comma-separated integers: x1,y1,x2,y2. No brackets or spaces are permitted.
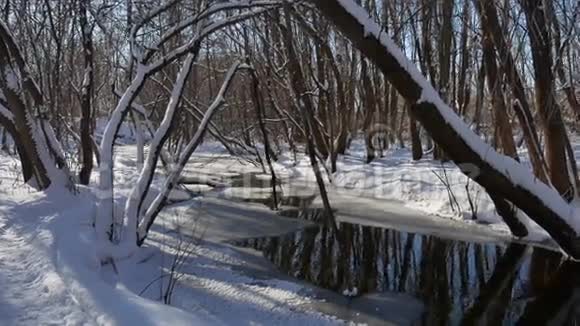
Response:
0,165,203,325
27,113,71,189
2,103,578,325
4,67,21,92
97,67,148,243
176,137,563,245
0,102,14,122
342,288,358,297
0,148,348,325
124,53,196,245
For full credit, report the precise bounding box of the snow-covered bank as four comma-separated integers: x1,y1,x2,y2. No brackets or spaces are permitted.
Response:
185,139,553,243
2,133,576,324
0,148,360,325
0,153,207,325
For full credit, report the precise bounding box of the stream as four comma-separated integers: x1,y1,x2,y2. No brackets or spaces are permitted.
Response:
194,171,580,324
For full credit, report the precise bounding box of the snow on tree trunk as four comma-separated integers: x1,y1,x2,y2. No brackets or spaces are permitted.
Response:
137,61,246,245
96,68,147,243
0,21,72,190
315,0,580,258
123,52,196,245
133,111,144,166
95,1,275,245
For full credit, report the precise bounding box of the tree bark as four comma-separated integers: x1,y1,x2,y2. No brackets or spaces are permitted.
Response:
0,21,69,190
361,59,376,163
520,0,574,200
408,103,423,160
250,68,279,210
280,5,336,225
482,31,518,160
475,0,549,183
78,0,94,185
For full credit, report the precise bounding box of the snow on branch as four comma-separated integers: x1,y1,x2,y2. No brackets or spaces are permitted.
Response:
0,102,14,123
97,3,281,243
122,52,197,245
0,21,43,104
137,60,249,244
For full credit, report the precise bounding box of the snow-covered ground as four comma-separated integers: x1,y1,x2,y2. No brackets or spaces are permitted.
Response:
2,133,578,324
187,139,555,243
0,144,423,325
0,154,208,325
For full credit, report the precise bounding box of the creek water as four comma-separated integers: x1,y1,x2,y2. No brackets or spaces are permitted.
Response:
221,173,579,325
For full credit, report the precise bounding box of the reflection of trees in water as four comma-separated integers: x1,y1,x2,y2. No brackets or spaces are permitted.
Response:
461,244,526,325
518,260,580,325
235,211,580,324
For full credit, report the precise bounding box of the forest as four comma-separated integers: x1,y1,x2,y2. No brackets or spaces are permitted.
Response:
0,0,578,324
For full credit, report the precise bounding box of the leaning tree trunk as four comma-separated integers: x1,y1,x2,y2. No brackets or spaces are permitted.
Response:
479,28,528,235
123,52,198,245
314,0,580,259
250,68,279,210
0,21,71,190
136,62,246,245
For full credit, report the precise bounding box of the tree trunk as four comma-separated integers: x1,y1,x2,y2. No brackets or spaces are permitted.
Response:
78,0,94,185
0,22,69,190
137,62,245,245
545,0,580,120
280,5,336,227
520,0,574,200
361,59,376,163
408,103,423,160
482,31,518,160
433,0,453,162
475,0,549,183
250,68,279,210
457,0,471,116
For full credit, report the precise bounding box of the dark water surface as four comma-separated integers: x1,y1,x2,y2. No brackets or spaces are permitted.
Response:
217,172,580,324
232,208,580,325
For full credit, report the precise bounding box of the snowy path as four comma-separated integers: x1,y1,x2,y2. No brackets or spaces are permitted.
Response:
0,190,207,326
0,211,89,325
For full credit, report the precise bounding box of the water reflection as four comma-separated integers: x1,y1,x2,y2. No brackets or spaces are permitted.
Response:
241,194,317,210
233,210,580,325
230,172,280,188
